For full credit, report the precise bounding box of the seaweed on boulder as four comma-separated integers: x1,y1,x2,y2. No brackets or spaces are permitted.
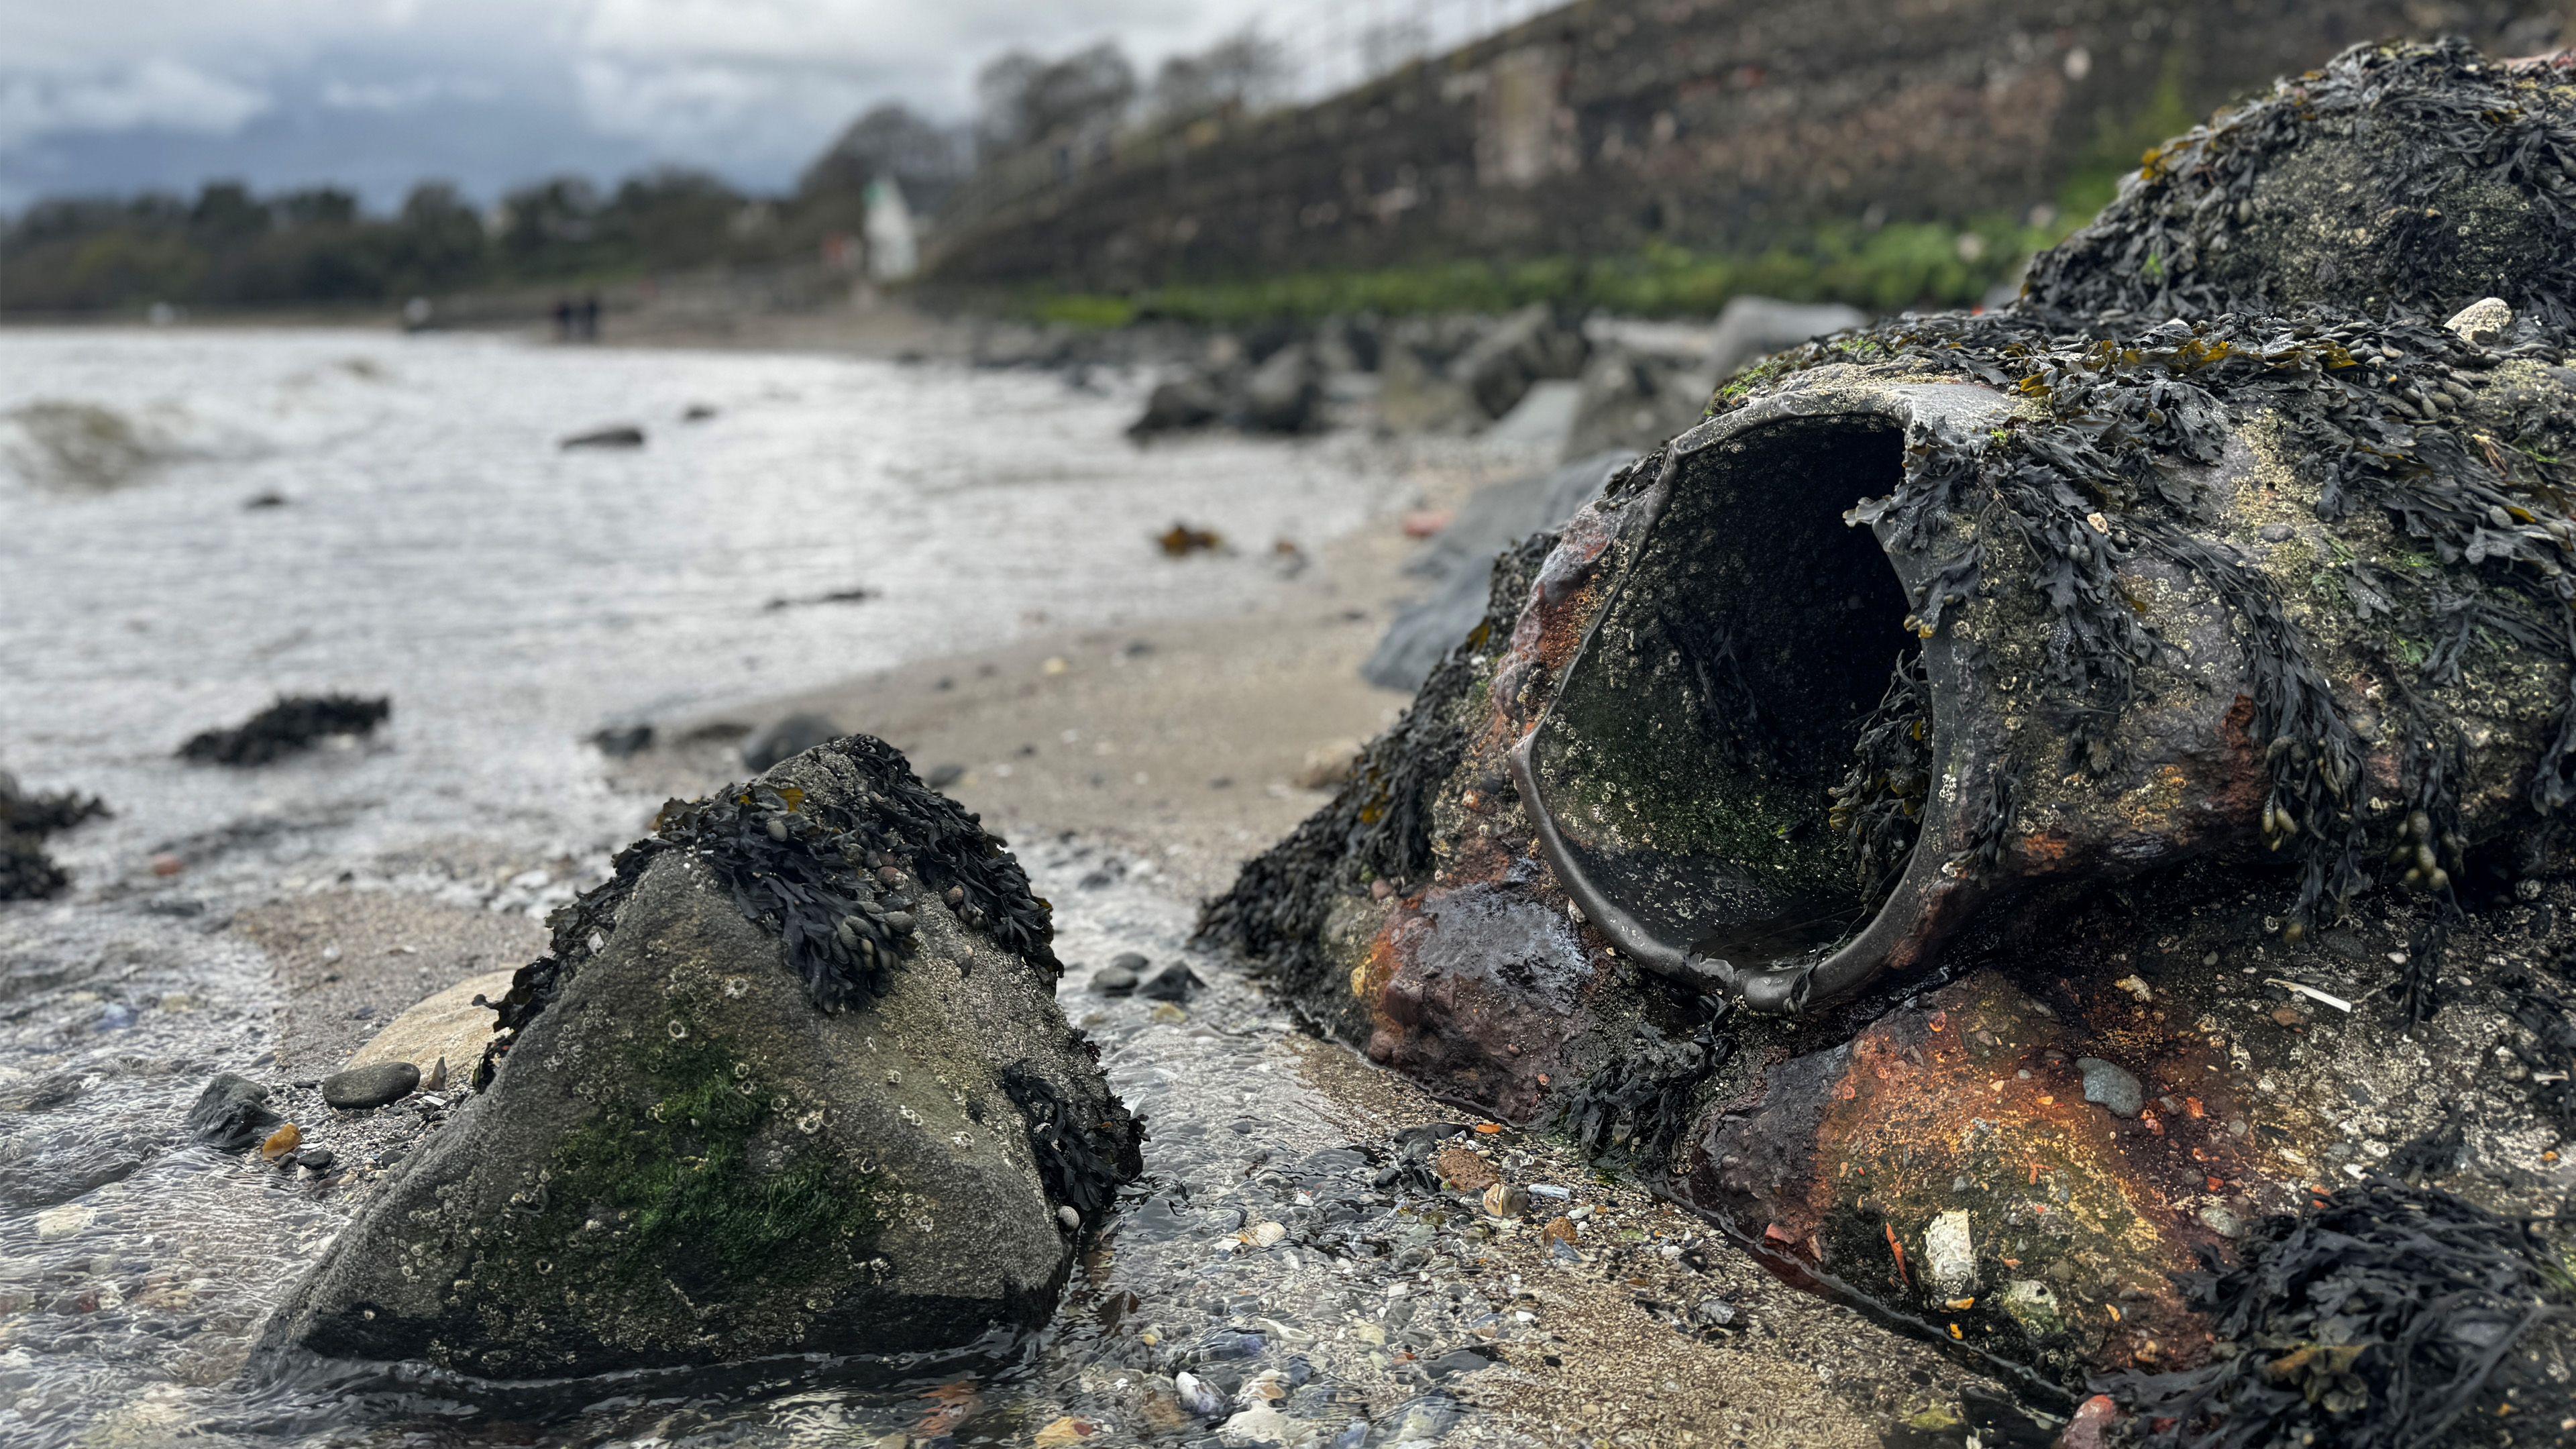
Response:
479,732,1059,1087
1000,1061,1143,1229
2104,1181,2571,1449
177,694,390,766
0,771,108,902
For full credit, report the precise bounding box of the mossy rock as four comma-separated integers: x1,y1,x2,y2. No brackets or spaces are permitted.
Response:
257,740,1136,1381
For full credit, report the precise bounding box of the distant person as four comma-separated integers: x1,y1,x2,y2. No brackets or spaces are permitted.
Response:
578,293,601,341
552,297,573,341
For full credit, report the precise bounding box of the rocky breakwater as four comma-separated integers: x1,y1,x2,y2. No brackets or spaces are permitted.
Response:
255,734,1141,1381
1204,41,2576,1442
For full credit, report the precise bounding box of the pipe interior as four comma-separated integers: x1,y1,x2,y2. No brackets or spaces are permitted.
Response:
1529,418,1921,970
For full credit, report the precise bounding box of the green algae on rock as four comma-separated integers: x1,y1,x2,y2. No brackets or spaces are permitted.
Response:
258,734,1139,1381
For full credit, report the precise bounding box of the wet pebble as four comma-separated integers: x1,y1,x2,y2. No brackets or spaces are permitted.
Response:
1138,963,1204,1002
321,1061,419,1110
2074,1057,2144,1118
183,1073,280,1152
1175,1369,1229,1420
1089,966,1140,996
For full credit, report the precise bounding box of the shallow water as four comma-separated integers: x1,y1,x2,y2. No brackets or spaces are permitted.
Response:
0,329,1563,1446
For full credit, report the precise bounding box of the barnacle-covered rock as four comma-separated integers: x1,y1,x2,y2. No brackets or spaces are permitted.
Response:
1203,38,2576,1410
256,735,1139,1381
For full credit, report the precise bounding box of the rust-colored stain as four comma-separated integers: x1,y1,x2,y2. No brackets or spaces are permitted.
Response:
1692,969,2315,1381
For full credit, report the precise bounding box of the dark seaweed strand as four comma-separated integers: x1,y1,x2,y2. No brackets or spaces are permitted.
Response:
998,1063,1145,1230
1554,1005,1733,1168
2102,1181,2569,1449
1827,651,1932,908
476,736,1060,1088
0,771,110,902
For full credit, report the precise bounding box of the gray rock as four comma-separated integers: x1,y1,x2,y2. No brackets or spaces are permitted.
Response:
255,736,1139,1379
320,1061,419,1110
1239,343,1323,433
1138,963,1203,1002
559,425,645,449
1128,371,1226,437
1704,296,1867,378
1560,346,1714,461
2075,1057,2145,1118
1362,451,1632,692
2446,296,2513,345
741,712,842,771
185,1073,280,1152
1452,304,1590,420
1090,965,1140,996
1109,951,1150,972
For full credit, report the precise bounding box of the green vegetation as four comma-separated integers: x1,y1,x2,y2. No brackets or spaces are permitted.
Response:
1019,216,2079,329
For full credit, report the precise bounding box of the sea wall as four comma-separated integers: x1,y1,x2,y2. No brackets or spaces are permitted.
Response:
926,0,2571,290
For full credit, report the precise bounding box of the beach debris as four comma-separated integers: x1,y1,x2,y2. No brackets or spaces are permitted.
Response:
320,1061,418,1110
739,711,841,771
256,733,1139,1379
2265,978,2354,1014
258,1122,302,1161
178,694,389,766
1921,1211,1977,1298
762,586,875,612
185,1073,282,1152
1157,522,1224,557
0,771,109,900
558,424,645,449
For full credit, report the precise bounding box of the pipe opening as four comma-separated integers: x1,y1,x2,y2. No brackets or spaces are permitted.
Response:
1525,419,1921,987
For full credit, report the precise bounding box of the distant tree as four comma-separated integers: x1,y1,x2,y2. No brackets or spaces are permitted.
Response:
388,182,488,292
801,103,967,213
500,176,602,272
272,186,360,229
1152,30,1288,122
188,181,268,248
599,167,745,270
975,42,1136,159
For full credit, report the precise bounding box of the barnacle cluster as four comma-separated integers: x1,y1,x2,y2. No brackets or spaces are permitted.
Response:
0,771,107,901
478,734,1060,1086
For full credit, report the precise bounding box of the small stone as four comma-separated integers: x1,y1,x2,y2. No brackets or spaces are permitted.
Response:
185,1073,281,1151
150,853,185,877
1690,1296,1737,1328
1148,1002,1187,1024
2074,1057,2145,1118
1088,967,1139,996
1434,1146,1499,1191
260,1122,303,1161
35,1203,95,1242
1996,1278,2061,1337
1031,1415,1096,1448
1250,1220,1287,1248
297,1146,337,1173
1922,1210,1977,1297
1057,1205,1081,1231
2445,297,2513,345
1175,1369,1229,1419
1218,1405,1292,1446
1538,1217,1579,1247
321,1061,421,1110
1481,1183,1529,1218
1108,951,1149,972
2198,1203,2243,1238
1138,963,1203,1002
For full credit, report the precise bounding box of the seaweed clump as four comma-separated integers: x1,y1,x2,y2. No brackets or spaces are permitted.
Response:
1000,1062,1143,1229
2105,1181,2569,1448
178,694,390,765
478,733,1059,1087
0,772,109,901
1555,1009,1732,1166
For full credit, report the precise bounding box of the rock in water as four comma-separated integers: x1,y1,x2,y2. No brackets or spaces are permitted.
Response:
256,735,1141,1379
178,694,390,766
559,425,645,449
185,1073,280,1152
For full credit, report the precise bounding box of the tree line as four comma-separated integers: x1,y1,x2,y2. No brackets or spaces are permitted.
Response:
0,30,1285,317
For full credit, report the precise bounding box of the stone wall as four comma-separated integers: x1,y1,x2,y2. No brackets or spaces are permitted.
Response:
926,0,2572,290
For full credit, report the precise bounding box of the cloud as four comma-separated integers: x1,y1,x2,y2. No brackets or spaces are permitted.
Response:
0,58,271,149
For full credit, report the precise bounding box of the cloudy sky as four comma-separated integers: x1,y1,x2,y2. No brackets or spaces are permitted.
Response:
0,0,1289,209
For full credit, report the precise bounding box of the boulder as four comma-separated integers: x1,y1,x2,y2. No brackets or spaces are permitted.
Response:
256,735,1140,1379
1451,303,1590,420
1560,345,1715,462
1128,370,1227,438
1361,451,1633,692
1702,296,1867,379
320,1061,419,1110
1375,317,1488,433
1237,343,1323,434
344,969,515,1079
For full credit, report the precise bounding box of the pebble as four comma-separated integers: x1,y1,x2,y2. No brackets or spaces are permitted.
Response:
2445,296,2513,346
321,1061,420,1110
184,1073,280,1151
1480,1183,1529,1218
1218,1405,1293,1446
34,1204,95,1242
1057,1205,1081,1230
1088,966,1139,996
1175,1369,1229,1420
2074,1057,2145,1118
260,1123,303,1161
296,1146,336,1173
1108,951,1150,973
1138,963,1204,1002
1250,1221,1287,1248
